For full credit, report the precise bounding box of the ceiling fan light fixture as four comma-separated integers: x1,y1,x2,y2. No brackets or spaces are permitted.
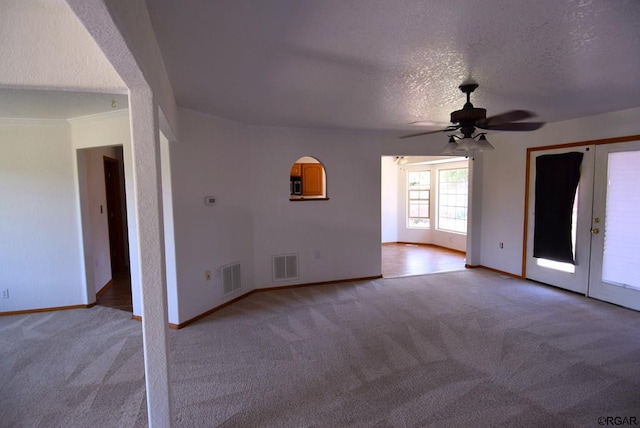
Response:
456,136,481,152
476,134,495,151
441,136,459,154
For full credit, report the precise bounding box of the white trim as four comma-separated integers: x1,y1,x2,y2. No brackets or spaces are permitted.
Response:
0,117,68,125
412,156,467,165
0,109,129,125
67,108,129,124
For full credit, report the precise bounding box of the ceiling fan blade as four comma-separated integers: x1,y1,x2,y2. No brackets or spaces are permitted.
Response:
407,120,451,127
477,110,536,127
399,126,459,139
476,122,545,132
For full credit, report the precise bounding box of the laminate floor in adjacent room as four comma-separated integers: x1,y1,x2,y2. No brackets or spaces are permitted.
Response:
96,271,133,313
382,243,466,278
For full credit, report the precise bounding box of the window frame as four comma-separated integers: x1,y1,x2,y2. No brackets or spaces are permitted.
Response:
437,167,469,234
407,169,431,229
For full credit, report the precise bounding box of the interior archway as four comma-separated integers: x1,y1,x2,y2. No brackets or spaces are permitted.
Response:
289,156,328,200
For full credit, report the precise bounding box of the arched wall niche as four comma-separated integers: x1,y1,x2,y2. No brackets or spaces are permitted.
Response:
289,156,328,200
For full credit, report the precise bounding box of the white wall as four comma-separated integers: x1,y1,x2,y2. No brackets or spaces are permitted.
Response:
250,125,382,289
0,112,143,313
380,132,447,157
169,109,255,322
168,109,383,323
479,107,640,276
381,157,398,243
160,132,179,324
70,111,131,148
0,120,86,311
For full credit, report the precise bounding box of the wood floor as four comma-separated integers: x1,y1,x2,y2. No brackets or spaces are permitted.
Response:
96,244,464,311
97,271,133,312
382,243,466,278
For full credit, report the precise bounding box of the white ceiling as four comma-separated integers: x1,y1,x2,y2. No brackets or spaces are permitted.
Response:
145,0,640,134
0,88,128,120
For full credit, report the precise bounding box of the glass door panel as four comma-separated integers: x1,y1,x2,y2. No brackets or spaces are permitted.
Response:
588,142,640,310
601,151,640,289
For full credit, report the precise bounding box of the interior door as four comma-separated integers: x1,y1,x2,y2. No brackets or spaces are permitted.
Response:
587,141,640,310
525,145,595,293
104,156,127,273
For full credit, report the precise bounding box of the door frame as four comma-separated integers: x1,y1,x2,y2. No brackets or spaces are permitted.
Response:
522,134,640,279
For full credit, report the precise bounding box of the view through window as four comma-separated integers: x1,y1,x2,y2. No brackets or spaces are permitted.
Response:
407,170,430,228
438,168,468,233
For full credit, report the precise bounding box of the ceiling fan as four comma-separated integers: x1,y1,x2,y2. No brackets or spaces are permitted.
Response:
400,81,545,156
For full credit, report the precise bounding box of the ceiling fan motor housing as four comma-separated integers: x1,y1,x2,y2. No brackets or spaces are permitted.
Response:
451,107,486,124
451,82,486,126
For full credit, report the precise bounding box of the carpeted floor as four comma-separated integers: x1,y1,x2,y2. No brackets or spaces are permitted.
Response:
2,269,640,427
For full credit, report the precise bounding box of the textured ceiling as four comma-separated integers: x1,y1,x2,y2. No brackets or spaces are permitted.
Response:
0,0,127,121
146,0,640,133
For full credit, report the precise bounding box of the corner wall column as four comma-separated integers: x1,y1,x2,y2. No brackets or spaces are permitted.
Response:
466,153,483,266
129,88,173,427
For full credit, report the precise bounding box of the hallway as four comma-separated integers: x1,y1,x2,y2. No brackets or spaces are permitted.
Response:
96,272,132,313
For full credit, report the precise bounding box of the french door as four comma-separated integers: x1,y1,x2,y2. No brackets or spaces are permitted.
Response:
526,145,595,294
526,140,640,311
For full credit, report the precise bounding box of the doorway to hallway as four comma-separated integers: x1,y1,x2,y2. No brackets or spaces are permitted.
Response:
98,154,132,312
77,145,132,313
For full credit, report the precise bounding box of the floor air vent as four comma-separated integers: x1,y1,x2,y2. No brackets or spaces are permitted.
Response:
272,253,299,281
222,262,241,295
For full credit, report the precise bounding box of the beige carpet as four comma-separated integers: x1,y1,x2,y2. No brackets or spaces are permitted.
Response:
2,269,640,427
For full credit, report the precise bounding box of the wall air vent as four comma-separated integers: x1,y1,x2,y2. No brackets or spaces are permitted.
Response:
272,253,299,281
221,262,241,295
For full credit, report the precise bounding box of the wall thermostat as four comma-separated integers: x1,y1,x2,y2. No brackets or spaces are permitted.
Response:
204,196,216,205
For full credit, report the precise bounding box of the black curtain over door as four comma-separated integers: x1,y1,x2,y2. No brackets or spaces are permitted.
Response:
533,152,584,264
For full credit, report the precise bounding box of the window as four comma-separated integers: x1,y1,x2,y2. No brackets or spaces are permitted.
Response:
438,168,468,233
407,170,430,228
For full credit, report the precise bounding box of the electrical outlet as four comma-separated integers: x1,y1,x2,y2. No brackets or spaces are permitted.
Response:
205,271,211,281
1,289,9,299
